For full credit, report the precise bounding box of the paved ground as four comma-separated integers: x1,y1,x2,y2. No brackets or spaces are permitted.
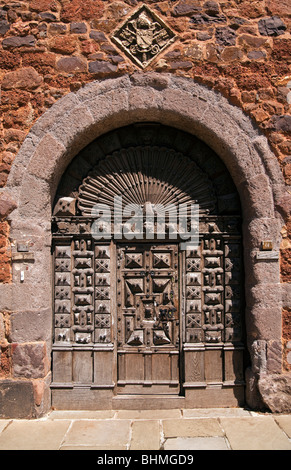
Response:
0,408,291,450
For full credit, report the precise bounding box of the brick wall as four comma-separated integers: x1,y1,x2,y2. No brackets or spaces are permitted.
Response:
0,0,290,378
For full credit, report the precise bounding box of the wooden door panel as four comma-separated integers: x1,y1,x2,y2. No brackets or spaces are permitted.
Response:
116,244,180,394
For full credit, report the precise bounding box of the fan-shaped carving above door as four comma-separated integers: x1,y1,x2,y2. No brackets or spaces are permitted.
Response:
53,123,241,218
77,146,217,218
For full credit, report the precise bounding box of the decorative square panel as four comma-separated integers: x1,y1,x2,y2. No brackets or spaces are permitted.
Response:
95,287,110,300
55,300,71,314
186,300,201,313
125,278,144,293
153,252,171,268
186,258,201,272
95,300,110,314
55,258,71,272
111,4,176,69
95,314,111,328
55,286,70,300
125,253,143,268
186,273,201,286
95,259,110,273
55,314,70,329
186,313,202,328
186,286,201,300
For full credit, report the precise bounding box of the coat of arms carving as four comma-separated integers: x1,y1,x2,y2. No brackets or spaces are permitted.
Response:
112,5,176,68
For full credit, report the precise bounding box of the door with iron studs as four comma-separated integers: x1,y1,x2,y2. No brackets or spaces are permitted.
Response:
116,244,180,394
51,125,245,409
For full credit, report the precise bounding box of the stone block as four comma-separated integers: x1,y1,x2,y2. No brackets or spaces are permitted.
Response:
128,86,162,119
60,0,104,23
0,282,52,312
243,217,282,250
246,305,282,344
48,410,115,419
12,342,49,379
0,20,10,35
271,115,291,134
258,373,291,413
0,419,71,450
0,379,35,418
130,72,170,90
49,104,95,160
85,88,130,132
56,56,87,73
88,60,118,75
9,309,52,343
61,420,131,449
215,27,237,46
116,409,181,419
220,416,291,449
0,312,5,343
162,418,224,438
130,420,161,450
274,416,291,438
237,174,274,220
247,284,282,309
6,134,41,189
18,174,51,220
70,22,87,34
27,133,66,184
258,16,287,36
33,373,51,416
245,367,265,410
266,0,290,17
164,437,229,450
244,255,280,286
49,36,77,54
173,1,201,17
267,340,283,373
29,93,80,140
2,35,35,49
0,192,17,219
1,67,43,90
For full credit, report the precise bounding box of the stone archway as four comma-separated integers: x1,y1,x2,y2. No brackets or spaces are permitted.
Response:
3,73,287,414
50,123,245,409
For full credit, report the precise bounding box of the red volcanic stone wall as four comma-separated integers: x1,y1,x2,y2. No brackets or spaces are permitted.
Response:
0,0,290,375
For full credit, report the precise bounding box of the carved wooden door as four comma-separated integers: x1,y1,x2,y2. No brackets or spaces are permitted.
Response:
116,243,180,394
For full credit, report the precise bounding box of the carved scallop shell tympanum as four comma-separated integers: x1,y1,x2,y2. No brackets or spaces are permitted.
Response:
77,146,217,218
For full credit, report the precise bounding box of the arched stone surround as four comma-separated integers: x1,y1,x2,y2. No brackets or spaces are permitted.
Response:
2,72,288,415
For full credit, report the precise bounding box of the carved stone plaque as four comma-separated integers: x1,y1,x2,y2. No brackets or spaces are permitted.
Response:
112,4,176,68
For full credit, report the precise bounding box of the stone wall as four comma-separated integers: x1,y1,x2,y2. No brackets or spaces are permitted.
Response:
0,0,290,415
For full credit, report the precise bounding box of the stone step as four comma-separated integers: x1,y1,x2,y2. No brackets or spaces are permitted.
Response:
112,394,185,410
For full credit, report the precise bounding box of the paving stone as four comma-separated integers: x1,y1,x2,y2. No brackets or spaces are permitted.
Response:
274,415,291,438
48,410,115,419
183,408,251,418
162,418,224,438
164,437,229,450
116,409,181,420
220,417,291,450
130,420,161,450
0,420,71,450
0,421,10,433
61,419,131,450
